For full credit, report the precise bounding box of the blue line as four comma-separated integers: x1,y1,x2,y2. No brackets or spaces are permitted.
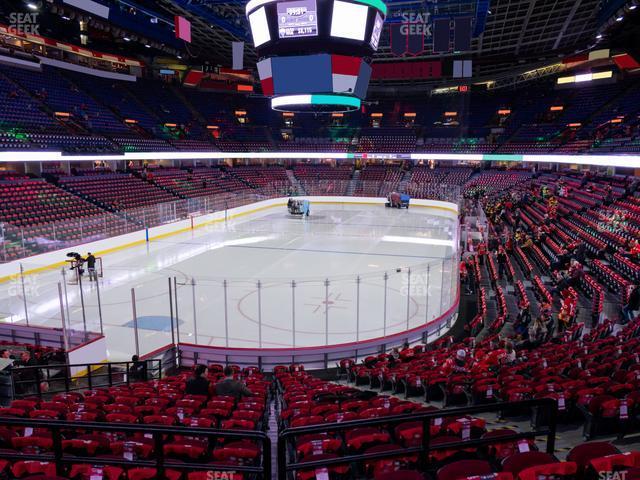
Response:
227,244,441,260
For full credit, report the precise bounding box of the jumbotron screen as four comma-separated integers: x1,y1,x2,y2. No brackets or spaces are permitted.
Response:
277,0,318,38
247,0,386,57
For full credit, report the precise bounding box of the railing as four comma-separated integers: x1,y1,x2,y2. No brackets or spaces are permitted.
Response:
294,179,462,206
0,322,99,351
10,359,162,399
0,178,462,264
2,194,461,358
277,398,558,480
0,416,271,479
176,289,459,371
0,188,283,263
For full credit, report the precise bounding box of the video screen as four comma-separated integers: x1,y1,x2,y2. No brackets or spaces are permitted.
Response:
249,7,271,47
370,11,383,50
330,0,368,41
277,0,318,39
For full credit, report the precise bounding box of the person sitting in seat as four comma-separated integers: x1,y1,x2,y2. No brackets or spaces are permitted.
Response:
552,259,582,297
503,342,517,364
214,366,253,399
388,348,401,367
442,349,470,376
185,364,210,396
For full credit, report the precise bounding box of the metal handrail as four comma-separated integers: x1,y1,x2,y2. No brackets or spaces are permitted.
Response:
10,359,162,398
0,416,271,478
277,398,558,480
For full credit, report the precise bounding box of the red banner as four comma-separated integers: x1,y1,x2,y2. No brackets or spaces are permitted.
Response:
371,60,442,79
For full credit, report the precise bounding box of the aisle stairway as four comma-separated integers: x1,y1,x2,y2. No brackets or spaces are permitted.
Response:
397,169,412,193
346,169,360,196
286,169,305,194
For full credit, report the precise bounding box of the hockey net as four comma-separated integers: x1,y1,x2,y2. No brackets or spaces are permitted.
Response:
66,257,103,284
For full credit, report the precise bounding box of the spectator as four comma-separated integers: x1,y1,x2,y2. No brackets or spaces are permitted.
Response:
128,355,147,382
503,342,516,364
185,364,210,396
554,259,583,295
558,292,577,331
0,357,12,406
466,257,476,293
477,240,487,265
496,246,507,279
527,317,548,349
516,297,531,326
460,259,471,294
627,240,640,260
15,350,38,395
442,349,470,376
573,242,586,264
622,285,640,323
389,348,401,367
505,233,514,254
214,366,253,399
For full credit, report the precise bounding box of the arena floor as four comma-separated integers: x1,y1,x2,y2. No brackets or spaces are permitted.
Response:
2,201,459,360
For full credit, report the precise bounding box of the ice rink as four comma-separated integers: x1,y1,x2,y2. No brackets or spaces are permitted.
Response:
0,201,459,360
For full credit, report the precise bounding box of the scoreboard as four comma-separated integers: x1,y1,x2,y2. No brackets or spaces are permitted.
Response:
247,0,387,112
277,0,318,38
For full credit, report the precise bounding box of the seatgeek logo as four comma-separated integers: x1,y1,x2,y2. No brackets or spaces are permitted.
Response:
206,472,238,480
7,273,40,299
599,472,626,480
8,12,40,35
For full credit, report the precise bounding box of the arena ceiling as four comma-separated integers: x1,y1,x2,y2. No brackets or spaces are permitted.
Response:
3,0,636,84
153,0,607,78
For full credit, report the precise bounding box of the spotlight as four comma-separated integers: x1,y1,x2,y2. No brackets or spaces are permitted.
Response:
616,15,624,21
26,2,38,10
